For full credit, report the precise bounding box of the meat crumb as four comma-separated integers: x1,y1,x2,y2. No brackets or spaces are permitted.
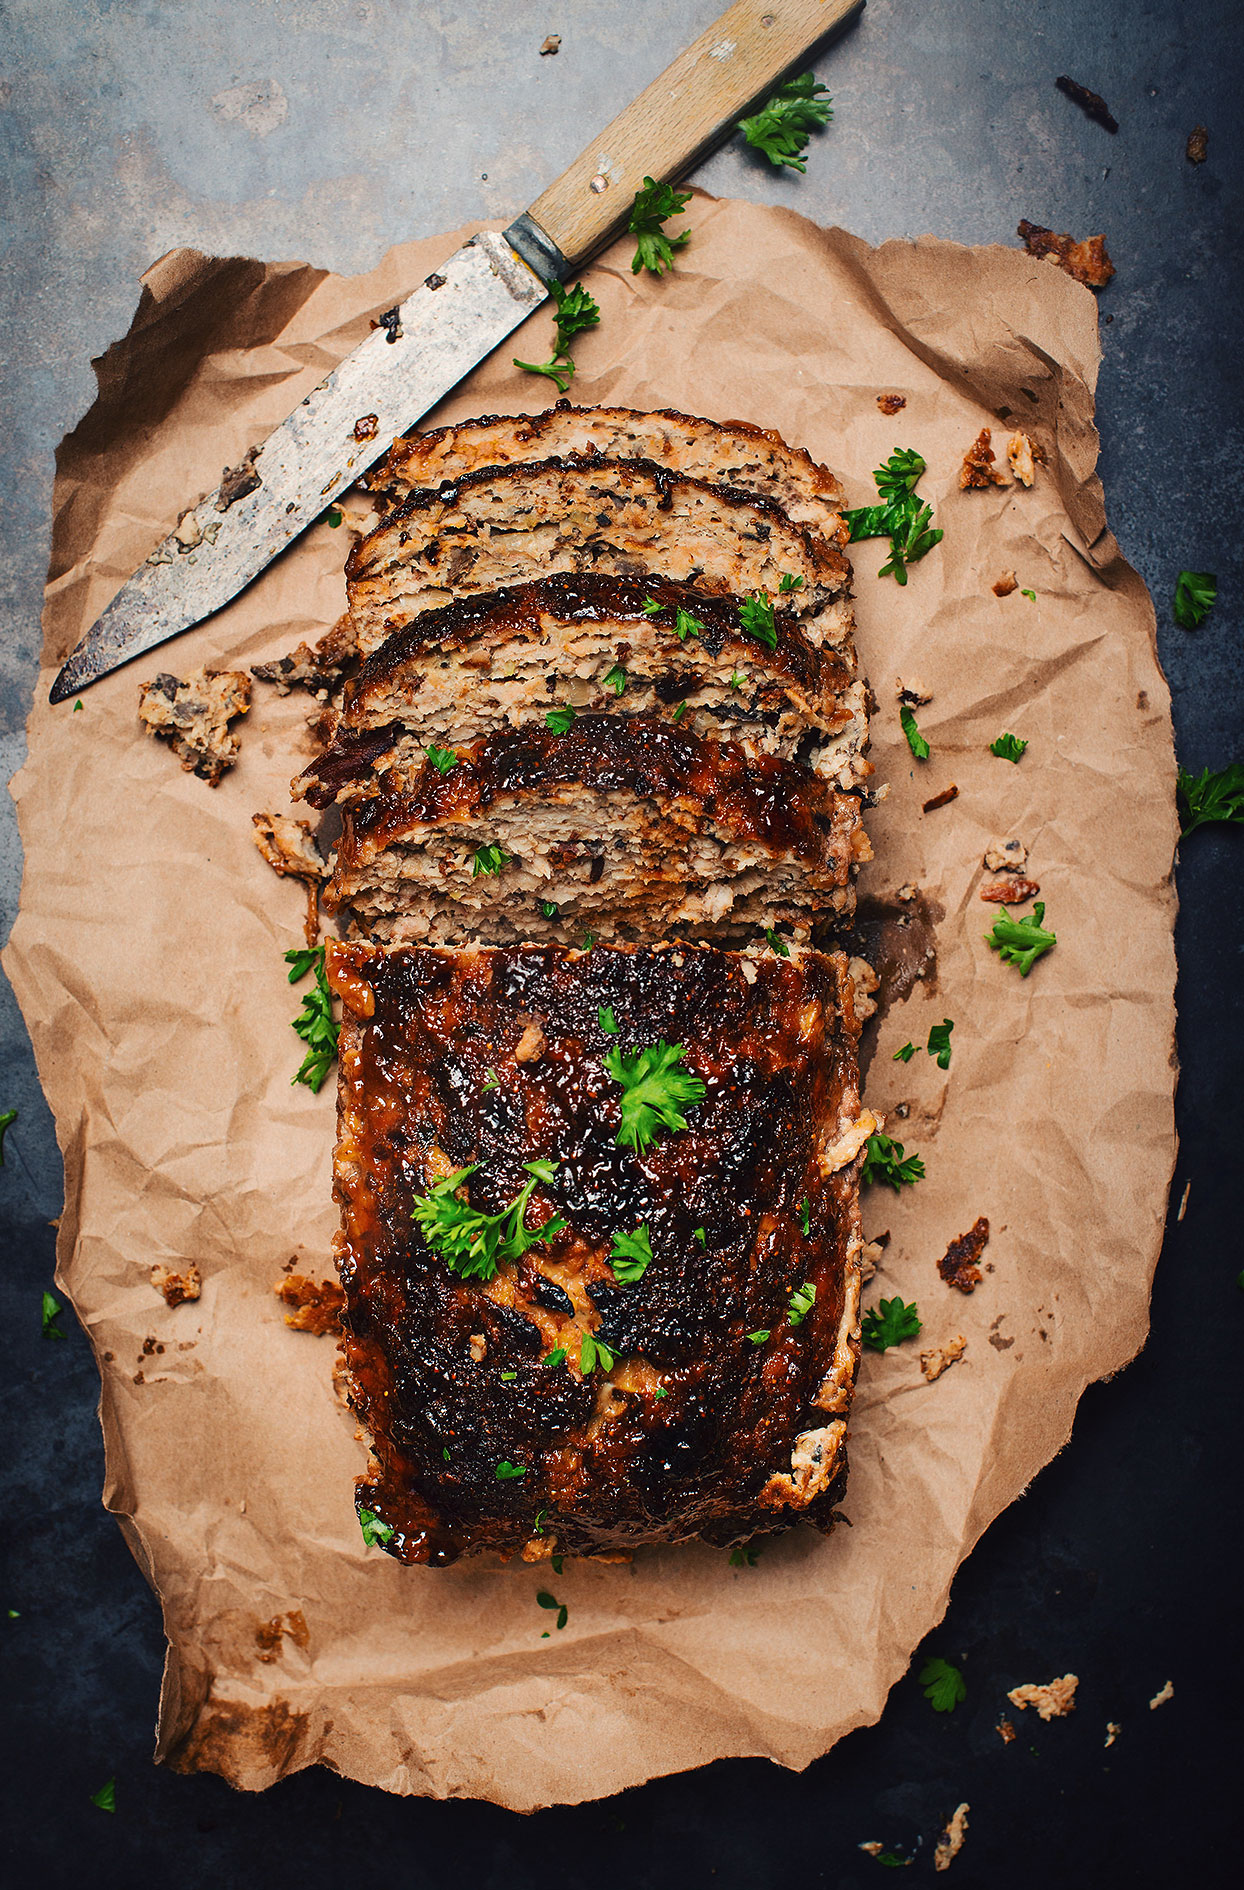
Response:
1018,220,1115,288
138,666,251,786
996,1716,1016,1744
847,956,879,1023
514,1020,548,1063
920,1334,967,1382
1186,125,1208,164
984,837,1028,873
252,811,326,945
980,875,1040,904
1104,1721,1121,1747
858,1842,884,1857
960,427,1009,490
922,784,959,813
938,1217,990,1293
152,1263,202,1307
275,1274,345,1336
1007,1673,1079,1720
1149,1679,1174,1710
877,393,906,415
993,570,1019,597
217,445,262,510
252,612,359,695
896,676,932,706
896,881,919,903
1007,431,1037,487
469,1333,487,1363
1177,1181,1191,1222
859,1237,887,1285
934,1802,969,1872
1055,76,1119,134
540,34,561,54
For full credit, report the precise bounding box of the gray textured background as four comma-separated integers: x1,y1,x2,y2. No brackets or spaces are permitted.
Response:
2,3,1240,1883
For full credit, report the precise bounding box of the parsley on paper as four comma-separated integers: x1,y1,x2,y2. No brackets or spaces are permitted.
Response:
926,1019,954,1069
410,1161,565,1281
472,843,510,878
285,946,338,1093
609,1224,654,1283
1177,762,1244,836
89,1778,116,1814
845,449,942,585
1021,588,1037,601
358,1506,394,1546
545,706,577,734
495,1461,528,1480
765,927,790,958
41,1291,64,1339
536,1590,568,1630
861,1296,922,1352
425,743,458,774
73,699,83,711
604,664,628,695
986,901,1057,976
788,1280,817,1326
1173,569,1217,630
738,71,833,171
728,1544,762,1566
598,1005,619,1035
739,592,778,649
990,731,1028,762
779,571,805,592
747,1329,771,1344
628,177,692,276
326,507,343,528
579,1331,616,1374
513,278,601,394
919,1655,966,1712
900,704,929,759
604,1039,706,1153
0,1107,15,1164
893,1042,917,1063
862,1132,926,1192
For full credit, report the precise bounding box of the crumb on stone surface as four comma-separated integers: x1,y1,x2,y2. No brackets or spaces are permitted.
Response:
993,570,1019,596
877,393,906,415
1105,1721,1121,1747
1007,431,1037,487
137,666,251,786
996,1716,1016,1743
1055,75,1118,134
934,1802,969,1872
920,1333,967,1381
1177,1181,1191,1221
960,426,1010,489
1149,1679,1174,1710
540,34,561,54
275,1273,345,1335
1017,220,1116,288
939,1217,990,1293
980,875,1041,904
1186,124,1208,164
1008,1673,1079,1719
152,1262,201,1306
984,837,1029,873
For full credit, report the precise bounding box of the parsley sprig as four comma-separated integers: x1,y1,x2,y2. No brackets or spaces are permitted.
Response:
739,592,778,649
513,279,601,394
579,1331,616,1374
537,1589,568,1630
927,1019,954,1069
990,731,1028,762
738,72,833,172
919,1655,966,1712
411,1160,566,1281
425,743,458,774
545,706,577,734
0,1106,15,1164
986,901,1057,976
845,449,943,585
862,1132,925,1191
862,1295,922,1352
472,843,510,878
285,946,339,1093
788,1280,817,1326
358,1505,394,1546
609,1224,654,1282
604,1040,706,1153
628,177,692,276
1177,762,1244,835
1173,569,1217,630
41,1290,65,1339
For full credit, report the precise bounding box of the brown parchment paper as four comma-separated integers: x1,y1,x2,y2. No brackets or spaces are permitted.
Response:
4,194,1178,1809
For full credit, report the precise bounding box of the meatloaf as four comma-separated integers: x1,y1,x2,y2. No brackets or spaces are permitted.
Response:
366,400,848,542
328,939,872,1564
297,573,870,806
345,456,854,657
323,715,870,946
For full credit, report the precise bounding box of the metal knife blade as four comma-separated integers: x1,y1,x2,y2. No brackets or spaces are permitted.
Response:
49,231,546,703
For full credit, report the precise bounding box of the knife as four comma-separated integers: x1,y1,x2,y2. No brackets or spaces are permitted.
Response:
50,0,861,705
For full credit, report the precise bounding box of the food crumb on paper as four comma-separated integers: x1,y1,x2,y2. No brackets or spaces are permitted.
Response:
848,955,880,1023
938,1218,990,1293
981,875,1040,904
275,1274,345,1335
984,837,1029,873
1149,1679,1174,1710
960,426,1009,489
252,811,327,945
137,666,251,786
1017,220,1116,288
933,1802,969,1872
896,676,932,706
1104,1720,1121,1747
1007,1673,1079,1719
859,1234,888,1284
920,1334,967,1382
252,611,359,697
151,1263,201,1307
1006,431,1037,486
922,784,958,813
877,392,906,414
996,1716,1016,1743
993,570,1019,596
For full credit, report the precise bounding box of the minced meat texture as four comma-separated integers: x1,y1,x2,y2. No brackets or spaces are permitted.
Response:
938,1216,990,1292
328,939,867,1564
1017,220,1116,288
137,665,251,786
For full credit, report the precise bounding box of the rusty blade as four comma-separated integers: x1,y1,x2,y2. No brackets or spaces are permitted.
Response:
50,231,547,703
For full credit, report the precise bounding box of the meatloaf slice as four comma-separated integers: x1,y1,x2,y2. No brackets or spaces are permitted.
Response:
298,573,870,806
366,400,847,543
345,456,854,658
323,715,870,947
328,939,872,1564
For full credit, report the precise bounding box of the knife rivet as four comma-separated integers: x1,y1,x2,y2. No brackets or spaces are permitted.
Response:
590,173,609,194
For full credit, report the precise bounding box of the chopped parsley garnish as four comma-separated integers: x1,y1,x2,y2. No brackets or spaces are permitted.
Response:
990,731,1028,762
893,1042,917,1063
472,842,510,878
326,507,343,528
580,933,595,952
545,1346,567,1368
540,900,559,918
671,702,687,723
482,1069,500,1090
609,1224,654,1282
551,1553,564,1573
862,1132,926,1191
739,72,833,171
1177,762,1244,835
627,177,692,276
728,669,746,691
500,1371,517,1381
579,1332,616,1374
72,699,83,711
788,1280,817,1326
694,1226,707,1245
285,946,338,1093
1173,569,1217,630
728,1544,762,1566
919,1655,966,1712
900,704,930,759
0,1107,16,1164
926,1019,954,1069
604,664,628,695
410,1160,565,1280
653,1384,668,1398
495,1461,528,1480
89,1778,117,1814
545,705,577,734
604,1039,706,1152
747,1329,771,1344
765,927,790,957
739,592,777,649
41,1291,65,1339
536,1589,568,1629
673,605,704,642
779,571,805,592
799,1197,811,1236
425,743,458,773
358,1506,394,1546
598,1005,619,1035
1021,588,1037,601
513,278,601,394
642,596,663,616
845,449,943,585
861,1295,922,1352
986,900,1057,976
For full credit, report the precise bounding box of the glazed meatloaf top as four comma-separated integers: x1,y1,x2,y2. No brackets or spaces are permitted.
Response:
367,400,848,541
328,940,872,1564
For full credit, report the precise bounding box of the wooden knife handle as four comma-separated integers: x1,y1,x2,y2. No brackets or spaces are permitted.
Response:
522,0,861,272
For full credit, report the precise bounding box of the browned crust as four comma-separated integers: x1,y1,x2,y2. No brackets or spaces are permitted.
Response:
938,1217,990,1292
1017,221,1116,288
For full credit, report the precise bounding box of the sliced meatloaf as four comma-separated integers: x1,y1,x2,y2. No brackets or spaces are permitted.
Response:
328,939,873,1564
298,573,870,807
366,400,848,543
323,715,870,947
345,457,854,658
